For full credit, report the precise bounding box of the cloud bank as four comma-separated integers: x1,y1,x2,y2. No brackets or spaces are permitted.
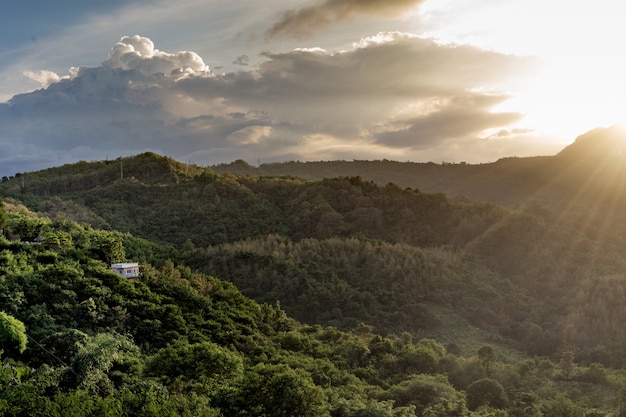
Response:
267,0,426,39
0,34,550,177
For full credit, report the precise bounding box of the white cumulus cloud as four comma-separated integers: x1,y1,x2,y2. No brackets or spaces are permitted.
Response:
104,35,210,76
22,70,67,87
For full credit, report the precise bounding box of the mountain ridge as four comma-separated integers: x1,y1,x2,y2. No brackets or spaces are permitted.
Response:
3,125,624,206
3,126,626,249
209,125,626,211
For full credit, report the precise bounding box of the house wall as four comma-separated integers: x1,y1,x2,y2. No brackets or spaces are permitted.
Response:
111,263,140,278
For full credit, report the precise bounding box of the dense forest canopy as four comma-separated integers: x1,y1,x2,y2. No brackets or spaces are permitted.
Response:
0,200,625,415
2,140,626,414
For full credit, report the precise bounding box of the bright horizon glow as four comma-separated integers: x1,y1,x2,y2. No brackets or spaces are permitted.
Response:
418,0,626,143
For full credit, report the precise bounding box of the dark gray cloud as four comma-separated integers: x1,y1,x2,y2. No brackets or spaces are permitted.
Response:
232,55,250,66
267,0,426,39
0,34,542,177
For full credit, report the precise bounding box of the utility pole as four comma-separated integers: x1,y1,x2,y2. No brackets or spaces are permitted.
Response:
120,161,124,180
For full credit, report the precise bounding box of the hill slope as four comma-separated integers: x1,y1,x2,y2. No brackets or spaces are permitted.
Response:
2,184,626,415
3,151,626,368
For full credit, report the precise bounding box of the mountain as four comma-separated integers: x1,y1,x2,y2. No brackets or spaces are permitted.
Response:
3,139,626,413
558,124,626,162
211,125,626,214
2,145,626,365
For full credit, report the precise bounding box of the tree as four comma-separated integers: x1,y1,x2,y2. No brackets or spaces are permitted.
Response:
92,231,126,264
478,345,497,377
559,351,575,381
228,363,328,417
385,374,466,415
0,311,28,356
0,198,6,236
541,394,580,417
614,388,626,417
465,378,508,411
43,230,73,250
13,216,46,241
67,332,138,395
147,340,244,390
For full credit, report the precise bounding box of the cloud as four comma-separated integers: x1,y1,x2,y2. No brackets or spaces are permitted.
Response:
267,0,426,39
0,34,545,177
104,35,210,75
22,70,67,87
232,55,250,66
376,93,523,148
228,125,273,145
0,0,274,101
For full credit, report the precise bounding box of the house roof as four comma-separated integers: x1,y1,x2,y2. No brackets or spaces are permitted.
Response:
111,263,139,269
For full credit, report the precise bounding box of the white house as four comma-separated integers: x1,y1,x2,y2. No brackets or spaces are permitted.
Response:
110,262,140,278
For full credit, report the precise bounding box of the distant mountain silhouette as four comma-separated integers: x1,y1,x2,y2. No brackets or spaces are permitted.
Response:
210,126,626,219
557,124,626,162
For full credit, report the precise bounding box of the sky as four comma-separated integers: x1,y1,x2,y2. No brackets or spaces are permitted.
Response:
1,0,625,177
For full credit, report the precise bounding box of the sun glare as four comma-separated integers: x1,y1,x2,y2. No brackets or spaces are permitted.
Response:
521,57,626,141
418,0,626,146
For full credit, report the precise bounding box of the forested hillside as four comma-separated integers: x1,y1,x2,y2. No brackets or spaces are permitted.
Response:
0,206,442,415
2,152,626,363
3,148,626,414
2,193,626,415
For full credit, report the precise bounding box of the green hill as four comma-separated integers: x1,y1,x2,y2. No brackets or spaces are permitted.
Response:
1,198,626,415
3,151,626,414
2,151,626,367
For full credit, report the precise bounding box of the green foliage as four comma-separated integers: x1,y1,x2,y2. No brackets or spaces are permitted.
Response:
4,157,626,415
66,332,140,394
382,374,467,415
192,236,507,335
478,346,497,378
147,340,244,390
0,311,27,355
465,378,508,411
559,351,576,381
91,230,126,264
0,198,7,235
12,215,47,241
224,363,329,417
540,395,581,417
